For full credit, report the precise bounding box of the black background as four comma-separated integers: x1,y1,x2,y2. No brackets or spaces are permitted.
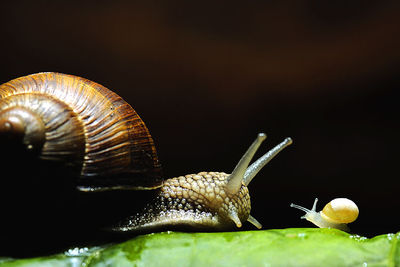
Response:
0,0,399,256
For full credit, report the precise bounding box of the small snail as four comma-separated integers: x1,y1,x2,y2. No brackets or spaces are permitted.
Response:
0,72,292,235
290,198,359,232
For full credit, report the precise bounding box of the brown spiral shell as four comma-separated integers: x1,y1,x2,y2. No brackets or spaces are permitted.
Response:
0,72,162,190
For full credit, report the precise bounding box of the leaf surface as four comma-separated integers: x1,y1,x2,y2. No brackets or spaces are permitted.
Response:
2,228,399,267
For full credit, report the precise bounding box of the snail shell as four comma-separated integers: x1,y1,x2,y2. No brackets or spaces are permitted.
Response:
0,72,166,256
321,198,359,224
0,72,162,190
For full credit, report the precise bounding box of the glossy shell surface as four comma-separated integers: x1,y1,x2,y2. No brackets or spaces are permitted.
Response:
0,72,162,189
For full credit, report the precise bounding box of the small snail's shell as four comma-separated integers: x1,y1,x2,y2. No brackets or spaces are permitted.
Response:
0,72,162,190
321,198,359,224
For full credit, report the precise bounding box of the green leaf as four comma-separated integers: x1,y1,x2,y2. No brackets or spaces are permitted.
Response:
2,228,399,267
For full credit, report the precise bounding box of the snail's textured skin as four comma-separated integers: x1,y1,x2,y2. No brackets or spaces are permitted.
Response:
118,172,251,232
0,72,162,189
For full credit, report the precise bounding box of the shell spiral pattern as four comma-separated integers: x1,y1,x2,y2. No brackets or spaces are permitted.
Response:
0,72,162,190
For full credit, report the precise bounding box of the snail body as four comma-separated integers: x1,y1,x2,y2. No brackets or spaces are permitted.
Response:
290,198,359,232
117,133,293,232
0,72,292,235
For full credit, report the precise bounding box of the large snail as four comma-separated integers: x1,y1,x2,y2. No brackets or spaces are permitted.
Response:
0,73,292,255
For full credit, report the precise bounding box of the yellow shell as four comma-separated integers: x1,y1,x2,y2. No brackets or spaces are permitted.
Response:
321,198,359,224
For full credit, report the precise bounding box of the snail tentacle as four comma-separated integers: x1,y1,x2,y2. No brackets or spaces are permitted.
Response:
227,133,266,194
247,215,262,229
228,209,242,228
244,137,293,186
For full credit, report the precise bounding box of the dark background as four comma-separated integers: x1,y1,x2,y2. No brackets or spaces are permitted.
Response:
1,0,399,256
